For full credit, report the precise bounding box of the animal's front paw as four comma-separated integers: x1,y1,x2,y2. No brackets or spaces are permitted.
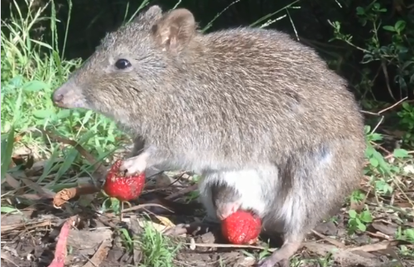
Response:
119,155,147,176
216,201,242,220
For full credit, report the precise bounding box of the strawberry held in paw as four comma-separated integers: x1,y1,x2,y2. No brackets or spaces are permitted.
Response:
221,210,262,245
103,159,146,201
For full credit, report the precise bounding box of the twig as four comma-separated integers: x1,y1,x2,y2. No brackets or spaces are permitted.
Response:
360,97,408,143
362,98,399,136
371,115,384,134
360,97,408,116
374,144,392,155
81,240,109,267
380,61,396,101
122,203,174,214
345,240,398,252
165,184,198,200
391,177,414,208
184,241,277,252
384,150,414,160
0,250,19,267
311,230,345,248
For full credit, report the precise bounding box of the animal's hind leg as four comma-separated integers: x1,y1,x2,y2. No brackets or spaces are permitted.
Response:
257,141,361,267
256,232,304,267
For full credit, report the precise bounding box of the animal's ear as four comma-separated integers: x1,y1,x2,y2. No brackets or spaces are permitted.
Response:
132,5,163,26
151,8,196,53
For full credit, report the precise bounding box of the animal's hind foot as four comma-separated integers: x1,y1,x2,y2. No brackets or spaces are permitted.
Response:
256,258,289,267
255,237,302,267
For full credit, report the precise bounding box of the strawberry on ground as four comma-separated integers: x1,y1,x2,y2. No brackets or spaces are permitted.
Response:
103,159,146,217
221,210,262,245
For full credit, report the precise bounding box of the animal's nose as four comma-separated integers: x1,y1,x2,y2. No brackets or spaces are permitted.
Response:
52,91,64,104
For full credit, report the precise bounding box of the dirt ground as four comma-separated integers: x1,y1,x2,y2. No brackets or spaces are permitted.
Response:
1,164,413,267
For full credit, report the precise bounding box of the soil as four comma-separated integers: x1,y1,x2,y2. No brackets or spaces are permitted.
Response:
1,166,413,267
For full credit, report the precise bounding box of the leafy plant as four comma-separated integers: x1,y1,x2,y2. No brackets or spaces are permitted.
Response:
118,227,135,252
137,222,181,267
328,1,414,101
364,125,393,176
1,0,129,187
397,102,414,146
350,190,366,204
363,124,413,197
348,208,373,234
396,227,414,244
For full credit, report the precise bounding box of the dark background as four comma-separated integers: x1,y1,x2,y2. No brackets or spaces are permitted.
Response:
2,0,413,103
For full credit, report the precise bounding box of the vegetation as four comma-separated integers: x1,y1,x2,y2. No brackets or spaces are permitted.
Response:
1,0,413,266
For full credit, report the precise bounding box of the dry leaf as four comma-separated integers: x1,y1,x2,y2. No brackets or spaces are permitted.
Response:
21,178,55,198
5,174,20,189
154,215,175,227
47,216,77,267
346,241,398,252
305,242,384,267
81,241,110,267
53,185,100,208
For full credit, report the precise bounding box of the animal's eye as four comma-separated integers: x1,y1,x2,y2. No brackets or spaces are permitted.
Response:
115,59,131,70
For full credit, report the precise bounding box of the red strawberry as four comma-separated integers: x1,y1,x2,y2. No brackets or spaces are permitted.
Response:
221,210,261,245
103,159,146,201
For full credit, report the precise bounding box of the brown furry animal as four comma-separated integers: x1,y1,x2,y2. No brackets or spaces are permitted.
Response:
52,5,366,267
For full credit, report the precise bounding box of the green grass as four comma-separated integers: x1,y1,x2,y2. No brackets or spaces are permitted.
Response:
0,1,182,265
1,0,128,187
116,216,181,267
138,221,181,267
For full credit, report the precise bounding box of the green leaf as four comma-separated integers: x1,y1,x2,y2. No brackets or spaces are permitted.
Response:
375,180,393,195
370,133,383,141
393,148,409,158
357,221,367,232
0,206,20,214
22,81,50,92
38,148,60,183
119,228,132,242
10,75,24,88
365,145,375,157
382,25,395,32
403,229,414,242
348,210,357,218
401,102,410,111
394,20,406,32
360,211,373,223
54,148,79,182
356,7,365,15
81,110,93,125
109,197,121,214
56,109,72,119
33,109,54,119
372,150,391,175
369,157,379,167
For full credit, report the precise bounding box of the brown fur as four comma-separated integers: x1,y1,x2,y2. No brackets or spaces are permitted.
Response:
52,5,366,267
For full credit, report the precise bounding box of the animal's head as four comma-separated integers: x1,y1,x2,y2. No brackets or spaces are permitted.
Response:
52,5,197,121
